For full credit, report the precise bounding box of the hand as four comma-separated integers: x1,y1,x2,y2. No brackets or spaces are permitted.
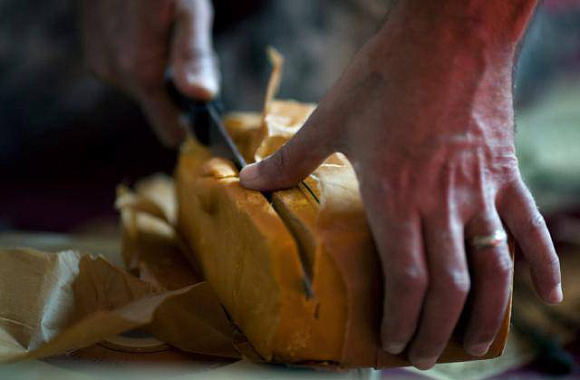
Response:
240,0,562,370
79,0,219,147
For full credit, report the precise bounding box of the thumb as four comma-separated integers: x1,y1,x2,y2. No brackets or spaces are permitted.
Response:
240,120,334,191
171,0,220,100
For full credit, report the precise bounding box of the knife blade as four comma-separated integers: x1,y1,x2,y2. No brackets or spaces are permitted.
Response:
165,75,315,299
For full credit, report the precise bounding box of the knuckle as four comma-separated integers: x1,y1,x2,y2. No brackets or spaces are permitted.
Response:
390,265,428,294
522,211,547,235
489,253,513,278
271,148,289,173
434,269,470,296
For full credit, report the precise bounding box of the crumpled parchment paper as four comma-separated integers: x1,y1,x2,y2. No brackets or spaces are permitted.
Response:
0,176,241,363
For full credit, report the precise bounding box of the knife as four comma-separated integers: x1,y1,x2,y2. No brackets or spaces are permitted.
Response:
165,76,247,169
165,74,315,299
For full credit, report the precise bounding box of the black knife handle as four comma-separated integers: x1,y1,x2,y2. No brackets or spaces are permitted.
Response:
164,70,247,169
164,70,224,145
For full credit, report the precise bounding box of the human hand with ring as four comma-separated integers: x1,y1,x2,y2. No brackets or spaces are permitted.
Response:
240,0,563,369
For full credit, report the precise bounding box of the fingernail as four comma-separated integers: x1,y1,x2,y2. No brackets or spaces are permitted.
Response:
383,342,406,355
185,71,219,100
466,342,491,357
412,357,437,371
239,164,260,186
548,284,563,304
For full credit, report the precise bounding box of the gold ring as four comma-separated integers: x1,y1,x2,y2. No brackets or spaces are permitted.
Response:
469,229,507,250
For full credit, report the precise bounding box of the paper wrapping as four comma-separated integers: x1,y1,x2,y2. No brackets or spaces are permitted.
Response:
314,160,390,367
0,177,241,363
247,47,316,164
0,248,239,363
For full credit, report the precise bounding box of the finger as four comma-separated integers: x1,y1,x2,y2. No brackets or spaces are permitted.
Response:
407,214,470,370
171,0,220,100
239,110,334,191
377,212,427,358
498,181,562,304
462,209,512,357
139,89,186,147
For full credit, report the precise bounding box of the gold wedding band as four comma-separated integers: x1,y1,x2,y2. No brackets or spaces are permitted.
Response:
469,229,508,250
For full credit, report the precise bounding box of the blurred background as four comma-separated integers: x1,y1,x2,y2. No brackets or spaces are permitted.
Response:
1,0,580,378
1,0,579,232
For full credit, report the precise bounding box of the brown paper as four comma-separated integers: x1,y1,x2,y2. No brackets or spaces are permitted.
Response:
313,160,388,367
0,248,239,362
115,176,241,359
116,176,203,288
252,47,316,163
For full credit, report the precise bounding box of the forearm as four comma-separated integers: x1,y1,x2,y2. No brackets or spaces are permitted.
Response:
362,0,539,145
377,0,538,62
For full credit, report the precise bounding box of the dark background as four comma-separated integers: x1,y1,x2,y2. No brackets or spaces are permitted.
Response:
0,0,579,232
